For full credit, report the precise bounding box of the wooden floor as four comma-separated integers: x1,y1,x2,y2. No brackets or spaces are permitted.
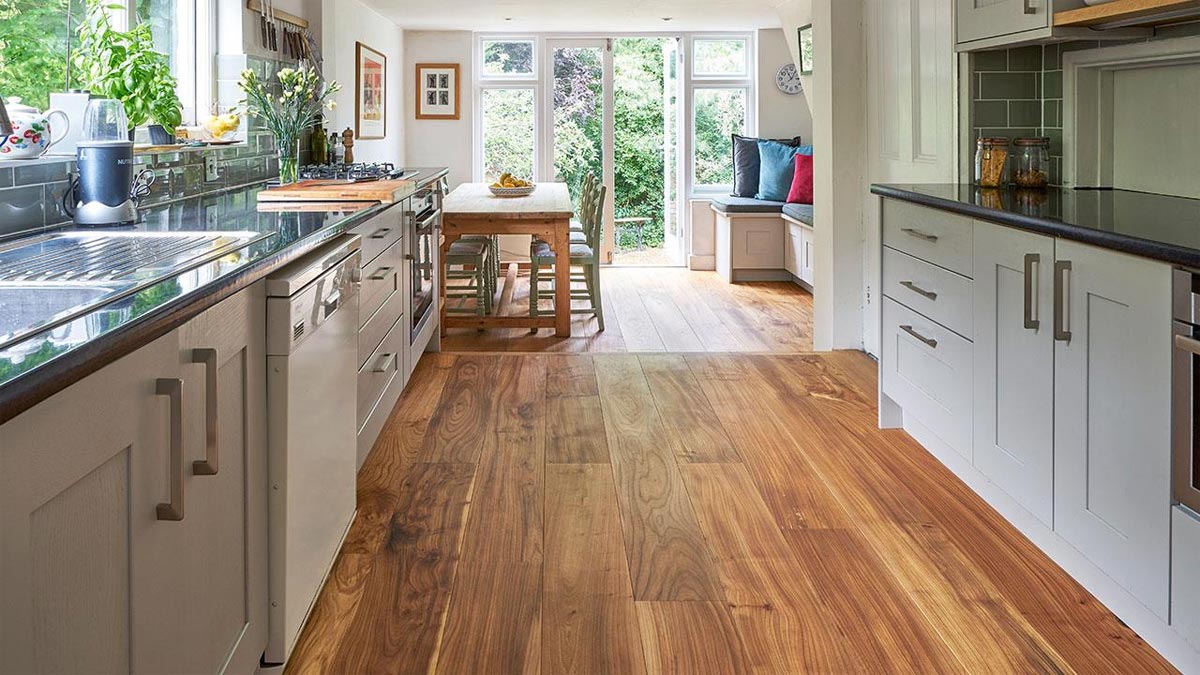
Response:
286,351,1174,674
440,266,814,353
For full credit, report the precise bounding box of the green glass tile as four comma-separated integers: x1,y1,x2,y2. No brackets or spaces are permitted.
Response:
973,50,1009,72
1042,71,1063,99
1042,100,1062,129
1008,46,1042,72
974,100,1008,127
979,72,1038,99
1009,100,1041,128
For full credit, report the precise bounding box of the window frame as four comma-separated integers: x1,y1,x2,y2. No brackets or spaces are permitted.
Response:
476,83,541,184
689,84,750,193
478,37,539,81
690,36,750,80
474,35,543,182
684,33,755,195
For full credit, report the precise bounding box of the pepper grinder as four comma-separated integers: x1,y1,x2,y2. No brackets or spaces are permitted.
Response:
342,127,355,165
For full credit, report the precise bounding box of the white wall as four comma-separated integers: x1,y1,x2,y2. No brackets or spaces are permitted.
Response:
776,0,814,114
403,31,474,187
321,0,405,163
756,28,813,142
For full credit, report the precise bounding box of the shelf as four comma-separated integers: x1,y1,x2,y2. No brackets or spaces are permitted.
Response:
1055,0,1200,28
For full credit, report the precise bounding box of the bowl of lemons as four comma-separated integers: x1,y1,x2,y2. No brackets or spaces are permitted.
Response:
489,173,536,197
202,113,242,144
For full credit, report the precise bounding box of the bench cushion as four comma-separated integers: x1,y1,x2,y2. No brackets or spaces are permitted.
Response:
782,203,814,225
710,195,786,214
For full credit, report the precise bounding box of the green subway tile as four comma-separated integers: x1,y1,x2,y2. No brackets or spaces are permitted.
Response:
1042,70,1063,99
1009,100,1042,127
1045,128,1063,156
973,50,1009,72
1043,43,1061,71
1042,100,1062,129
974,100,1009,127
1008,45,1043,71
979,72,1038,99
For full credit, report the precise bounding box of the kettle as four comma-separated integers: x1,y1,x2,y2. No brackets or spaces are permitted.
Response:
0,97,70,159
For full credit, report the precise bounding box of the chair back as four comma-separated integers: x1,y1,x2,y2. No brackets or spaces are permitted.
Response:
577,172,597,226
586,184,607,250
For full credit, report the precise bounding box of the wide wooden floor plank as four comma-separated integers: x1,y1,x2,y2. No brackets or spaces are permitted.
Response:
594,355,725,602
639,355,740,463
322,462,476,675
543,464,646,675
636,601,751,675
546,395,611,464
545,354,601,398
416,355,501,463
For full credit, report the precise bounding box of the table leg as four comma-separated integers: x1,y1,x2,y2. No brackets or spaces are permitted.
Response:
554,221,571,337
440,231,461,337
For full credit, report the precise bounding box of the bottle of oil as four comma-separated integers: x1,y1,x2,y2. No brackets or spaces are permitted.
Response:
311,122,328,165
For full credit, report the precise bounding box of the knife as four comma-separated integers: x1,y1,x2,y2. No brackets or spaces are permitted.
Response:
268,0,278,52
259,0,268,48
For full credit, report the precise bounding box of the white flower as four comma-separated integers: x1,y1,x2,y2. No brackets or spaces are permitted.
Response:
326,100,337,110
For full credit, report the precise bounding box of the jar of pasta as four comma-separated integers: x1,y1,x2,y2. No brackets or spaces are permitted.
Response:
1013,137,1050,188
975,137,1011,188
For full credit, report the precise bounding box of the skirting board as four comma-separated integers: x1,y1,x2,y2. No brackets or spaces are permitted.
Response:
901,413,1200,673
689,254,716,271
731,269,793,282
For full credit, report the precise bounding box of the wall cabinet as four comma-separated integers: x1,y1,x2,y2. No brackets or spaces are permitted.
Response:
1053,238,1172,619
0,284,268,674
957,0,1050,46
973,224,1056,527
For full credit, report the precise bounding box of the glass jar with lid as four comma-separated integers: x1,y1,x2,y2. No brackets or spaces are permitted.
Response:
975,137,1011,188
1013,137,1050,188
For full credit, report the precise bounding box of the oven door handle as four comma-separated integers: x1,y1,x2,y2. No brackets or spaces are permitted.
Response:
1177,334,1200,357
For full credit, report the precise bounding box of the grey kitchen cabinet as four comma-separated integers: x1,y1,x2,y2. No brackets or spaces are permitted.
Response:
0,284,268,674
973,223,1056,527
1172,505,1200,650
1053,239,1172,619
957,0,1050,46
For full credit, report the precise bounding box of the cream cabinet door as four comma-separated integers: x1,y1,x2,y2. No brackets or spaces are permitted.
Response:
1053,239,1172,619
799,226,815,285
0,331,180,675
784,222,801,276
956,0,1048,45
973,224,1056,526
135,285,268,674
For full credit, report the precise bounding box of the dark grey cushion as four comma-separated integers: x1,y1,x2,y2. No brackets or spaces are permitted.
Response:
710,195,786,214
731,134,803,198
782,203,814,225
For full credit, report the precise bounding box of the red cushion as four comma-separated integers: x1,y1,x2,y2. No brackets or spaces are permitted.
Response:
786,153,814,204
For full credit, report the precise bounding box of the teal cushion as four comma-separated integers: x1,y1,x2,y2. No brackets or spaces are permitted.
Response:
757,140,813,201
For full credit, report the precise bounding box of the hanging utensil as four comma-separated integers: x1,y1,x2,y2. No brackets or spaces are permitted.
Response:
258,0,268,49
268,0,278,52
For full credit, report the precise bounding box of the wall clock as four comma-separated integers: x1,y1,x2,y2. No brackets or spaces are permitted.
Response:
776,63,803,95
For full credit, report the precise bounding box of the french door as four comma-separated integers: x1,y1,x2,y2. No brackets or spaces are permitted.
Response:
541,39,616,263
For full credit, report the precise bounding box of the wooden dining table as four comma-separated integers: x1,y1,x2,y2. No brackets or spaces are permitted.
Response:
440,182,575,337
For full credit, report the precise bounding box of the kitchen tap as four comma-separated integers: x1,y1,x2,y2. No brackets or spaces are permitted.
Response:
0,96,11,136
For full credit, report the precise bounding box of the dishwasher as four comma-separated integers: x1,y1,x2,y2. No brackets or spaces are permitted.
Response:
263,235,361,665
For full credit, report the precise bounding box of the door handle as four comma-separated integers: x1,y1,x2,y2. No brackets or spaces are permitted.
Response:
1054,260,1072,342
370,227,392,239
899,280,938,301
900,324,938,349
370,266,395,281
191,349,219,476
901,227,939,243
374,352,397,373
1024,0,1037,14
1024,253,1041,330
323,290,342,318
155,378,185,521
1176,334,1200,357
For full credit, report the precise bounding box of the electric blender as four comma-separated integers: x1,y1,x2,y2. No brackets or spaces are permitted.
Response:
68,99,151,226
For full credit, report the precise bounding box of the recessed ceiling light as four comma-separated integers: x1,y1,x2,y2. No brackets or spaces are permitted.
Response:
504,17,514,21
662,17,673,21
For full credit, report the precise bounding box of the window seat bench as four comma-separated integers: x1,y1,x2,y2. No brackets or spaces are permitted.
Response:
710,195,813,288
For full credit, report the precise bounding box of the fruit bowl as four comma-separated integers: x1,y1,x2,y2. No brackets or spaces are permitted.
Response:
489,184,536,197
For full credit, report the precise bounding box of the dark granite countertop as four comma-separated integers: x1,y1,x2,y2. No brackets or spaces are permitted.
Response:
0,167,448,424
870,183,1200,269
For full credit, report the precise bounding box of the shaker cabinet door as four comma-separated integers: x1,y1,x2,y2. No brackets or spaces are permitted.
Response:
957,0,1049,45
973,224,1056,526
1053,239,1172,619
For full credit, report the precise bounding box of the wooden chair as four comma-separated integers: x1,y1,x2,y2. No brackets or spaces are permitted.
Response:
529,183,607,331
444,238,494,317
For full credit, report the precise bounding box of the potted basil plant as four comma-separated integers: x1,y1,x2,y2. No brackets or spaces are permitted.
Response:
74,0,183,143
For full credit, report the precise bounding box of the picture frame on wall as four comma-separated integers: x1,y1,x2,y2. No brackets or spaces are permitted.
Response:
797,24,814,75
415,63,461,120
356,42,387,139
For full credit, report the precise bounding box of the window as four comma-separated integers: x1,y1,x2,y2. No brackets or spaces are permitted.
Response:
692,88,746,189
480,87,535,183
692,38,747,78
481,39,535,78
0,0,212,124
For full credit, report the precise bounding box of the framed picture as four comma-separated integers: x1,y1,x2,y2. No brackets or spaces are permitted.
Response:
356,42,387,139
797,24,814,75
416,63,461,120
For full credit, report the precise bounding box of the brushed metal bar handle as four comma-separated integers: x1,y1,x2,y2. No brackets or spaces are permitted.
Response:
1054,260,1072,342
1024,253,1041,330
191,349,219,476
900,324,938,349
1024,0,1037,14
374,352,397,373
156,378,185,521
369,227,392,239
901,227,939,243
899,280,938,301
1176,334,1200,357
370,266,395,281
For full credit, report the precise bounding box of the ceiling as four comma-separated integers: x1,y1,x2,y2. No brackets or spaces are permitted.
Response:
359,0,784,32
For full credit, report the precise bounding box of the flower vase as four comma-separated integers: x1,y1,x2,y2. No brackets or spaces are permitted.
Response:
277,138,300,184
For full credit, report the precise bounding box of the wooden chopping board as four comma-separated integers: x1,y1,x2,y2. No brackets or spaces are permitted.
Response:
256,179,414,204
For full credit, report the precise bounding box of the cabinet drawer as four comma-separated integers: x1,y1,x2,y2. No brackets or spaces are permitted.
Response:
357,313,406,431
359,239,404,329
350,205,404,265
883,246,972,338
1172,506,1200,650
882,199,973,278
881,297,973,456
359,284,405,369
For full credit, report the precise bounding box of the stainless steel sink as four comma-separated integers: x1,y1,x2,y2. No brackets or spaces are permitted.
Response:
0,230,273,351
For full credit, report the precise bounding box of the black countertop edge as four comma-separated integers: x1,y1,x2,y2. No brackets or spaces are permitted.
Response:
870,184,1200,270
0,204,388,425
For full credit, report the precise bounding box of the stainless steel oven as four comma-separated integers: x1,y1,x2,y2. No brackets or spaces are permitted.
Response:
1172,269,1200,515
407,180,443,343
